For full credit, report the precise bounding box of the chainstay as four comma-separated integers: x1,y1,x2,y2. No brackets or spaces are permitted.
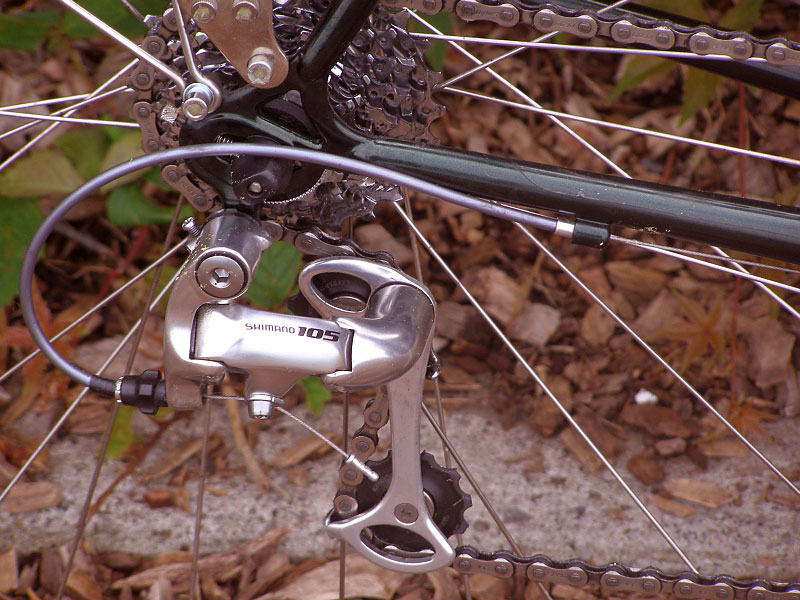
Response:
384,0,800,67
453,547,800,598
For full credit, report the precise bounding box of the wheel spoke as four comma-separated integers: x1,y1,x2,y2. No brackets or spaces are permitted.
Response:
416,33,773,63
189,401,212,600
0,62,136,172
55,0,185,92
431,0,633,91
0,109,137,129
406,10,631,178
393,201,699,573
0,86,131,144
445,87,800,169
519,225,800,500
0,239,188,387
0,267,181,504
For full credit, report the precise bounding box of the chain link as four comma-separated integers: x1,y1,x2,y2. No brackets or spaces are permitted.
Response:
383,0,800,67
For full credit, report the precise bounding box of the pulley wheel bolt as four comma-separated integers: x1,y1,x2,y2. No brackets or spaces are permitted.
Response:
247,52,274,86
394,503,418,524
234,0,259,22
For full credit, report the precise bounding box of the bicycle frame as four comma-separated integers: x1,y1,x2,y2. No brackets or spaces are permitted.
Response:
289,0,800,263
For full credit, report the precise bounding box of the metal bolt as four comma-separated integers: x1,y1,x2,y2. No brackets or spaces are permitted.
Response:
182,217,202,236
494,564,510,576
342,467,359,483
135,72,152,87
183,83,215,122
355,439,371,454
234,0,259,22
459,4,476,17
717,589,730,598
605,576,619,587
247,395,278,420
456,559,472,573
247,52,274,86
248,181,263,195
679,584,693,595
422,0,437,10
753,592,766,600
146,139,160,152
531,567,545,579
394,503,418,524
145,38,163,55
196,254,246,298
135,104,150,118
338,499,352,512
642,581,656,592
539,14,554,28
367,410,382,425
568,572,583,585
577,20,593,34
191,0,217,24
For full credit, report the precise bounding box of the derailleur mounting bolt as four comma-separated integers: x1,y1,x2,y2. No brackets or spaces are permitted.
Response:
195,254,246,298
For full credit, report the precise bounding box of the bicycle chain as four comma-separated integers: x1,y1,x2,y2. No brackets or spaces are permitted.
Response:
383,0,800,67
367,3,800,593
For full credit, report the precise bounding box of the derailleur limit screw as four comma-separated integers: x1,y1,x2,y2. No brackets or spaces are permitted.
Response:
182,217,202,237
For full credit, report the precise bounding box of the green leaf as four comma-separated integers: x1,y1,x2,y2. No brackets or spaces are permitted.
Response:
54,128,111,180
680,68,721,123
106,405,136,459
107,183,191,227
0,12,60,50
60,0,146,40
609,55,673,101
245,242,302,309
720,0,763,31
300,377,332,415
99,130,146,192
0,197,44,307
415,12,452,72
0,150,84,197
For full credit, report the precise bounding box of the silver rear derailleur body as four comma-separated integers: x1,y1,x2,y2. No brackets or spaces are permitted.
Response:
164,210,454,572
